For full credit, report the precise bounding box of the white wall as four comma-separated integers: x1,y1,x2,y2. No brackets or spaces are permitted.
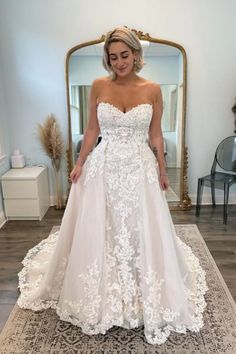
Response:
0,54,11,225
0,0,236,207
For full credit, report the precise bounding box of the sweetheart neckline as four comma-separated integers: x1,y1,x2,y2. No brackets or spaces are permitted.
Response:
97,102,153,114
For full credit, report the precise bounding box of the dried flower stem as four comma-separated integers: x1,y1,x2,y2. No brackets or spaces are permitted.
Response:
37,114,64,208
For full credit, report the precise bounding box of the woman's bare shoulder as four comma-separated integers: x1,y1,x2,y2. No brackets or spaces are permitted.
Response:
90,77,111,99
92,76,111,88
139,77,160,90
137,78,161,100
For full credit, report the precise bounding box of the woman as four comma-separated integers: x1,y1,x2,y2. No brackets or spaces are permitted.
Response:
18,27,208,345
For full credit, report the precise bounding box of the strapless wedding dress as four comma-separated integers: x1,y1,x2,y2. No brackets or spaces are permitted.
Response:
17,102,208,345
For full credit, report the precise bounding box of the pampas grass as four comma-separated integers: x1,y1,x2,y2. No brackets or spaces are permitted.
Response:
37,114,63,171
37,114,64,209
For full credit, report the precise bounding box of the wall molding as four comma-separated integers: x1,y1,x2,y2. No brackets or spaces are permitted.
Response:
190,193,236,205
49,194,67,206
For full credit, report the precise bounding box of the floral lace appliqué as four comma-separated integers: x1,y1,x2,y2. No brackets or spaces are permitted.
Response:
17,103,208,345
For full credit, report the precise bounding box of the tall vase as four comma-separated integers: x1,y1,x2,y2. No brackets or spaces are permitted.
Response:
52,160,63,210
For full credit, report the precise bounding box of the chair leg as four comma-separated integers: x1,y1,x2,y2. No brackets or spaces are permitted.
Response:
223,183,229,224
211,179,216,207
196,178,203,217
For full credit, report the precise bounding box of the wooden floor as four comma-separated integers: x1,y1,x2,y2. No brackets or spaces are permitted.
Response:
0,205,236,333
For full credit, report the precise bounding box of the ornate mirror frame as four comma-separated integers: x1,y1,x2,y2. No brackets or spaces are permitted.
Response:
65,29,192,210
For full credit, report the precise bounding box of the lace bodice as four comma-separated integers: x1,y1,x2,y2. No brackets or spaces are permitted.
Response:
83,102,157,185
97,102,153,145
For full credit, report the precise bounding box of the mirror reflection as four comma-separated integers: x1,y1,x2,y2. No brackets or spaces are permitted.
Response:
68,41,184,204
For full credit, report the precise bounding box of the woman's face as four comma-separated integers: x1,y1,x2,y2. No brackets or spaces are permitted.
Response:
108,41,136,77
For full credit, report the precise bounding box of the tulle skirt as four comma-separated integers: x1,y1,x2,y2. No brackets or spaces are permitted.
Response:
17,141,208,345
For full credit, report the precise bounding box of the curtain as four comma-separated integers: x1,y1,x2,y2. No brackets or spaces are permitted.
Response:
70,85,80,134
79,86,91,133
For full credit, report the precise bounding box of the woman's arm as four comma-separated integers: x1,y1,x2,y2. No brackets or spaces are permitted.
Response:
70,80,100,183
149,84,169,190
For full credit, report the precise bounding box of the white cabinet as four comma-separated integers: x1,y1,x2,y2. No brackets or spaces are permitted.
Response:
1,166,49,220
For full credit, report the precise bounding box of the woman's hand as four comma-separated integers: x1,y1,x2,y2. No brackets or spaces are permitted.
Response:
159,174,169,191
70,163,83,183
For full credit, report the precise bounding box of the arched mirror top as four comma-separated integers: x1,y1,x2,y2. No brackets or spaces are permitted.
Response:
65,29,191,210
66,30,187,61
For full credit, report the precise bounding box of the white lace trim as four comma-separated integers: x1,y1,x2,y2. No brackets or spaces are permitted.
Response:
17,231,208,345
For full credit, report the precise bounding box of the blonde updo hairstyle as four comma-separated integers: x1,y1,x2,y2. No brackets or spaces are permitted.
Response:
103,27,144,79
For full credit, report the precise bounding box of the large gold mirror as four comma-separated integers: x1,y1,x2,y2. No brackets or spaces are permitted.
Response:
65,30,191,210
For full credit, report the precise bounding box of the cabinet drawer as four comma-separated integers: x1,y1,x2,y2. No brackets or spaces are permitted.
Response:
4,199,39,217
2,180,38,198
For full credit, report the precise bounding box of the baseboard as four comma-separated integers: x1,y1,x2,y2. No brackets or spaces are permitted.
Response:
190,193,236,205
166,163,177,168
49,195,67,206
0,211,7,228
